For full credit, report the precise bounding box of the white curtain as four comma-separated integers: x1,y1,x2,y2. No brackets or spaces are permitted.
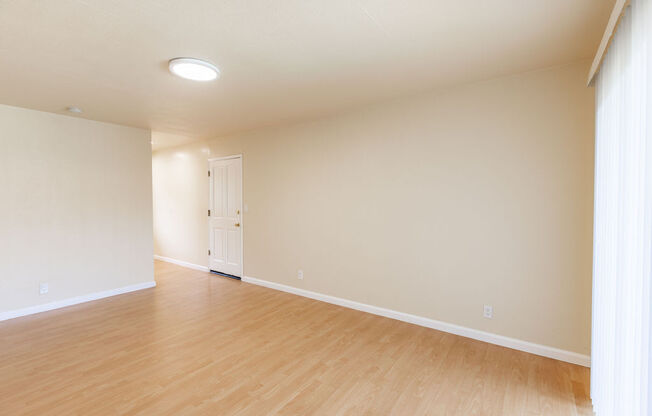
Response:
592,0,652,415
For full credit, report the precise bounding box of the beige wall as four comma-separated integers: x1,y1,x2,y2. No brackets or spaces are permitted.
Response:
0,104,154,314
152,61,594,355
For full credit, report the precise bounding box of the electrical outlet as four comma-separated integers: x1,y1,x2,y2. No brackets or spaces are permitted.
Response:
297,269,304,280
39,283,49,295
483,305,493,319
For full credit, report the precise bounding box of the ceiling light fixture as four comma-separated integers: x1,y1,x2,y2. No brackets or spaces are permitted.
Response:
168,58,220,81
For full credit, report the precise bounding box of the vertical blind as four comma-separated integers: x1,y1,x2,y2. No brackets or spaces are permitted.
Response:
592,0,652,415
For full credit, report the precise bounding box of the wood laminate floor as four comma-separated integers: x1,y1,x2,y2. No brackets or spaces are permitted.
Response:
0,260,592,415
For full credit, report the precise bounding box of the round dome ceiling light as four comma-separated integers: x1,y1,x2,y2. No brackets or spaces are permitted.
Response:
168,58,220,81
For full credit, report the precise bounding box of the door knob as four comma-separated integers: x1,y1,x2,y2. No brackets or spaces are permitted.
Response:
235,223,240,227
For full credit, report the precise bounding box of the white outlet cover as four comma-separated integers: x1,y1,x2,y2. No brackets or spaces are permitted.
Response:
483,305,493,319
39,283,49,295
297,270,304,280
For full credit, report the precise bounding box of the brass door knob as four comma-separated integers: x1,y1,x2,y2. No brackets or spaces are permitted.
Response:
235,223,240,227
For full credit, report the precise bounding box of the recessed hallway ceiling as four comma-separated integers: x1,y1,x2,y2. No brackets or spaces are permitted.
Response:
0,0,612,140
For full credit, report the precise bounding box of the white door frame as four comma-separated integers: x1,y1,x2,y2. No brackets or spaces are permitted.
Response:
208,154,243,277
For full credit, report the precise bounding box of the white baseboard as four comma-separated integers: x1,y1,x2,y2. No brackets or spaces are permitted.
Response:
154,255,209,272
242,276,590,367
0,281,157,322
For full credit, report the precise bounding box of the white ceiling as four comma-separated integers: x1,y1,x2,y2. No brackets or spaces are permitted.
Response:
0,0,612,145
150,131,200,151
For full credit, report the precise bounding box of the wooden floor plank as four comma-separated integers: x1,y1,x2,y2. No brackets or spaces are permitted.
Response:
0,260,592,415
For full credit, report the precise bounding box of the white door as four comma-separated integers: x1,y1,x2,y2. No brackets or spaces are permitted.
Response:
208,156,242,277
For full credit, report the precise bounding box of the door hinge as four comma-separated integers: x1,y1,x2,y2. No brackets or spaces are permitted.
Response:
208,249,211,255
208,170,210,177
208,209,211,216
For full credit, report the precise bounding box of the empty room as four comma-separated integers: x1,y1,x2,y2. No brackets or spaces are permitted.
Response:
1,1,650,415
